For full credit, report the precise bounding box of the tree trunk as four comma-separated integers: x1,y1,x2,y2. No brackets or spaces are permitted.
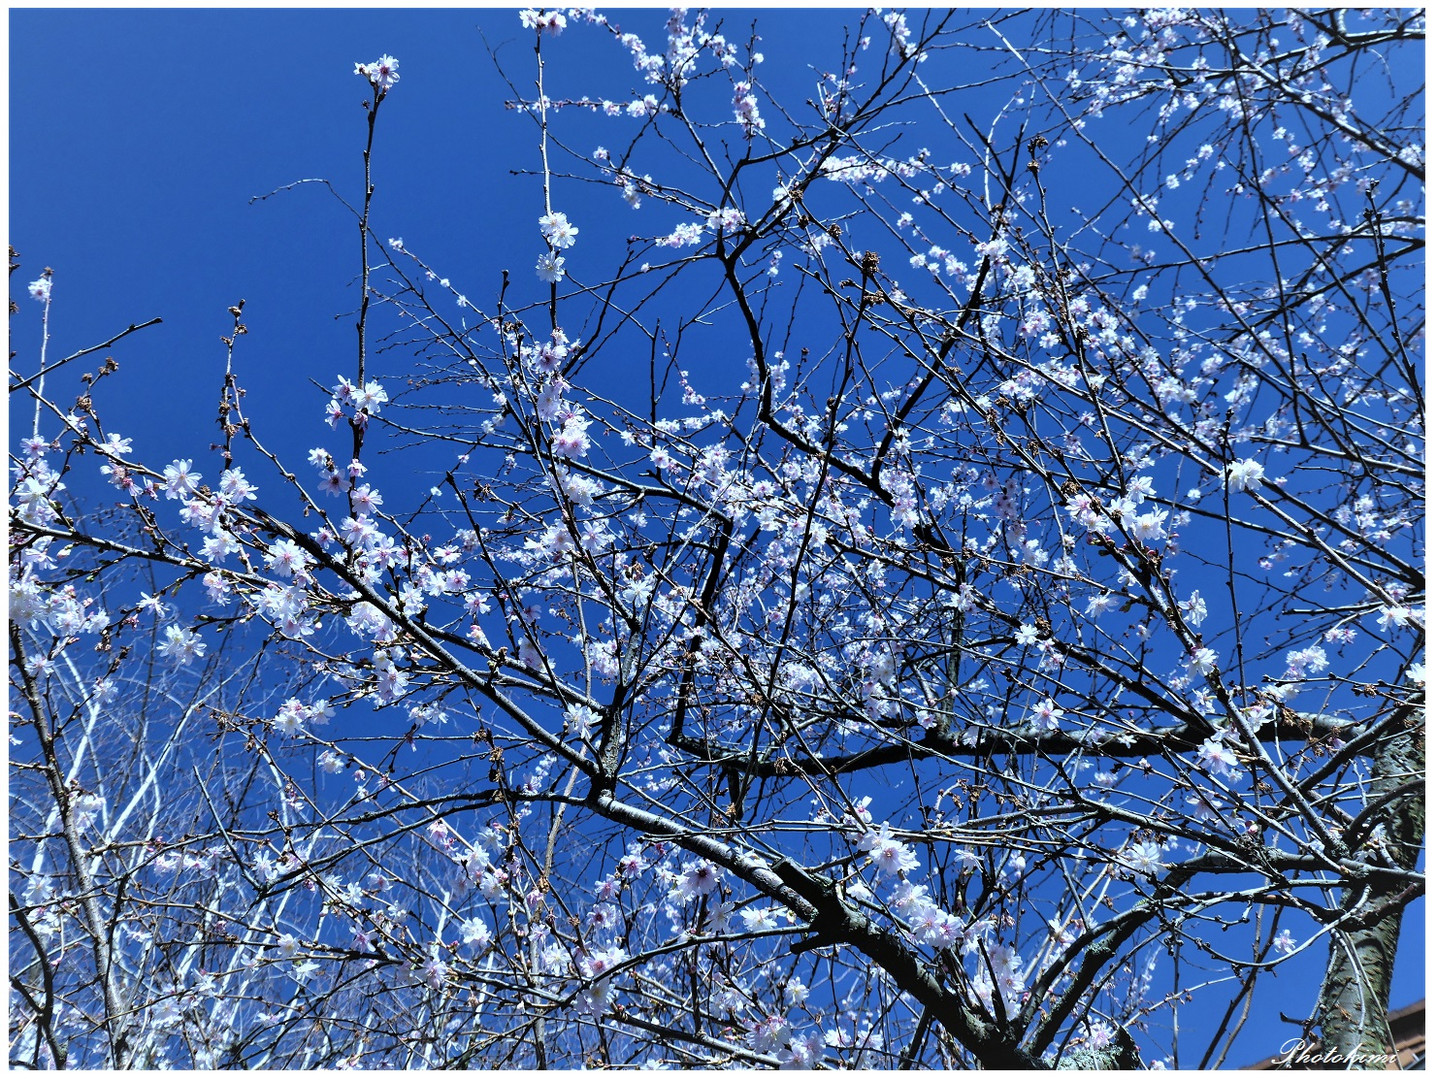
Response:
1317,706,1425,1068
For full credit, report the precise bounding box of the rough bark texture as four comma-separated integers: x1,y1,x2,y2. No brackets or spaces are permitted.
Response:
1317,706,1425,1069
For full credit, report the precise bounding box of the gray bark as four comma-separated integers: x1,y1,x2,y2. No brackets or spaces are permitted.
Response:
1317,703,1425,1068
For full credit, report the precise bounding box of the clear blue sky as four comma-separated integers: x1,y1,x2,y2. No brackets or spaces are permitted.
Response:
11,8,852,468
10,8,1424,1068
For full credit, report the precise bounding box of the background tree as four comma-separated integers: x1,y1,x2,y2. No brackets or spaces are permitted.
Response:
11,7,1423,1069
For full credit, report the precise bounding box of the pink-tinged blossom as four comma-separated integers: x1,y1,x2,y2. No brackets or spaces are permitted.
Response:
202,571,231,605
519,9,566,34
1125,508,1169,544
882,10,916,57
535,379,568,421
1028,698,1063,733
732,82,764,135
414,950,448,991
370,650,410,705
859,823,919,876
783,978,810,1007
99,459,136,492
672,859,721,901
355,55,399,93
517,638,543,669
28,276,52,302
1375,604,1422,632
350,483,383,515
409,704,446,728
18,435,50,460
750,1015,792,1054
707,206,745,233
843,795,875,828
973,942,1025,1014
561,469,602,509
270,699,307,736
1065,492,1112,534
161,459,201,500
265,538,310,579
780,1032,825,1068
526,328,570,373
573,945,624,1015
13,473,63,526
658,222,705,247
426,819,452,847
9,572,48,627
918,909,964,950
218,467,258,503
579,944,626,980
551,414,591,458
1195,734,1240,777
586,902,620,933
586,642,617,677
318,470,349,496
340,515,379,549
36,586,106,637
625,95,660,118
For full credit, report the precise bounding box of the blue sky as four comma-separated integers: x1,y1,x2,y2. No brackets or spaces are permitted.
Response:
11,8,853,467
13,8,548,463
10,7,1425,1068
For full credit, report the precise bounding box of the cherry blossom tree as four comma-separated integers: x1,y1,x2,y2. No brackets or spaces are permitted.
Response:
10,8,1423,1069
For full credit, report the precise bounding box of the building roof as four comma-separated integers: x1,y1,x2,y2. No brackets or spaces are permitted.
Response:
1244,1000,1424,1070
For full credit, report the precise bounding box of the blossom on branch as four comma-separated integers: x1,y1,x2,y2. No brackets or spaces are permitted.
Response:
535,251,566,283
355,55,399,93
